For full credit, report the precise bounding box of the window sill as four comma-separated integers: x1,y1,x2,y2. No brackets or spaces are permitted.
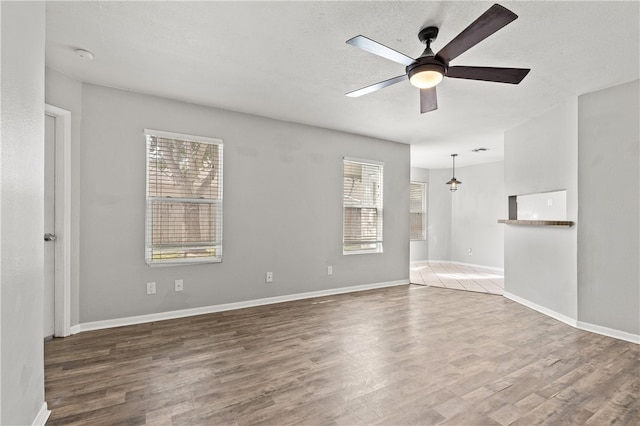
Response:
343,250,383,256
146,258,223,267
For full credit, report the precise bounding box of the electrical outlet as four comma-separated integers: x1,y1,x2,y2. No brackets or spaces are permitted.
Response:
327,265,333,275
146,282,156,295
265,272,273,283
175,279,183,292
468,248,473,255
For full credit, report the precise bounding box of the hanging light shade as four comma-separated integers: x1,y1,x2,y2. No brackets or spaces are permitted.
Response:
446,154,462,192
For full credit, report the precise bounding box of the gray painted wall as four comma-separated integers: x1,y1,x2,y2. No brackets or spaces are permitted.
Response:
504,99,579,320
410,167,429,261
0,2,46,424
427,168,453,261
578,79,639,335
74,83,409,323
451,161,505,269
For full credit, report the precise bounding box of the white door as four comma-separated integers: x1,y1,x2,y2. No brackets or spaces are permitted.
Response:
44,113,56,338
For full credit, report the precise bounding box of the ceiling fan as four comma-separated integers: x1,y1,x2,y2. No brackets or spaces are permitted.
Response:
345,3,530,113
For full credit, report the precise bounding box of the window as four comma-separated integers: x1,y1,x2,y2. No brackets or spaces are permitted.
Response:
410,182,427,241
343,158,383,254
145,130,223,265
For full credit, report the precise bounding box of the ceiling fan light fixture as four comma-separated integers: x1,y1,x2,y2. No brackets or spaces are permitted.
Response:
408,63,445,89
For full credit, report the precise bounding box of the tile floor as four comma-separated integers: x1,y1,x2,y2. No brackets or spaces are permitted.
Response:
410,261,504,295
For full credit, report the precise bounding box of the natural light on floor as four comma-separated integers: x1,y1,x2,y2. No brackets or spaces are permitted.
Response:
410,261,504,295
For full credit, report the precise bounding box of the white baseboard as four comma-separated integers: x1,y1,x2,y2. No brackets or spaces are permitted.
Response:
577,321,640,345
75,279,409,334
31,402,50,426
411,259,504,273
503,291,578,327
504,291,639,345
450,261,504,272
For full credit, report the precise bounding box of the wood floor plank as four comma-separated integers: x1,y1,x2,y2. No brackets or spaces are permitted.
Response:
45,285,640,425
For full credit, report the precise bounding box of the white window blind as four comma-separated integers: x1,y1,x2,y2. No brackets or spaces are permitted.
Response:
410,182,427,241
343,158,383,254
145,130,223,265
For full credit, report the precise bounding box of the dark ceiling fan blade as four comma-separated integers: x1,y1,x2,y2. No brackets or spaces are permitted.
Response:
420,87,438,113
447,66,530,84
346,74,407,97
346,35,416,66
435,4,518,63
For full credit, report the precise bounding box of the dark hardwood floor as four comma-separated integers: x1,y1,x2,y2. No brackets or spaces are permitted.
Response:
45,285,639,425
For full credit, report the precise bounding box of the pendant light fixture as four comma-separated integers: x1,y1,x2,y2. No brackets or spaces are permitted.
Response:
446,154,462,192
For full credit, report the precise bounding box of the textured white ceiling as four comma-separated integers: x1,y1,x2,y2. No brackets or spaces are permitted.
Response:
45,1,639,169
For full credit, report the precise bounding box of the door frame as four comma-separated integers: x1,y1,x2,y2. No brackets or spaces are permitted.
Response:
45,104,71,337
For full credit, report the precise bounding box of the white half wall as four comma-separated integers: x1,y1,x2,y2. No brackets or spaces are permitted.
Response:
74,83,409,324
578,79,639,336
0,2,48,424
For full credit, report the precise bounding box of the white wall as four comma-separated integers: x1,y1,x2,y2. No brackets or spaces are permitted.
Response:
0,2,47,424
451,161,505,269
516,190,567,221
73,83,409,324
410,167,429,261
578,79,639,336
504,99,579,320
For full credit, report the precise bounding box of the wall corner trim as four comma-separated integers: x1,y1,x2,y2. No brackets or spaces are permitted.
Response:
577,321,640,345
31,403,51,426
504,291,639,345
449,261,504,272
73,279,409,334
503,291,578,327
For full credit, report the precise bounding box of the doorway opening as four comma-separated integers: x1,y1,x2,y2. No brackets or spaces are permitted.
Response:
44,104,71,338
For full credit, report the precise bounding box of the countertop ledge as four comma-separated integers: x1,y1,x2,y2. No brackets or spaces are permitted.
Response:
498,219,574,227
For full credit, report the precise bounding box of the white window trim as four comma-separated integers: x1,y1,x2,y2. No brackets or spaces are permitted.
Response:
144,129,223,266
410,181,427,241
145,129,222,146
342,157,384,255
343,156,384,166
